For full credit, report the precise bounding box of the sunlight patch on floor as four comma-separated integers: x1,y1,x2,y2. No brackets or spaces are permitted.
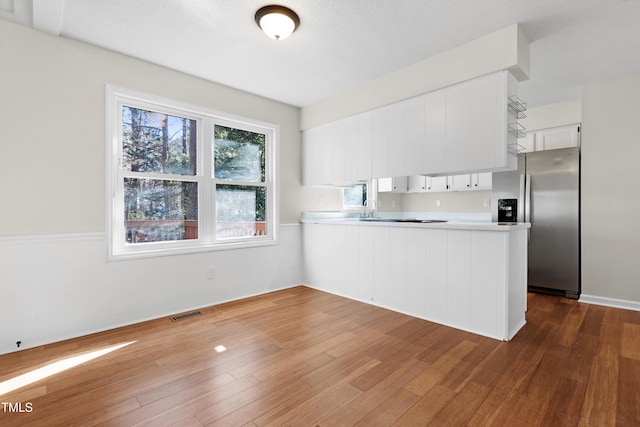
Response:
0,341,136,396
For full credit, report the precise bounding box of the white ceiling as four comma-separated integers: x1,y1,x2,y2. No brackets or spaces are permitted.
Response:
3,0,640,108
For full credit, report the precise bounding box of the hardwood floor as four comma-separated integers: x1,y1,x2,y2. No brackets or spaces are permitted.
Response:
1,286,639,426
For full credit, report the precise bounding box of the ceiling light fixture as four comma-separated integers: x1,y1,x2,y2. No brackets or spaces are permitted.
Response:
255,5,300,40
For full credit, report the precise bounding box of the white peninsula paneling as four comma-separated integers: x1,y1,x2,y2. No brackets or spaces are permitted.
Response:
302,222,527,341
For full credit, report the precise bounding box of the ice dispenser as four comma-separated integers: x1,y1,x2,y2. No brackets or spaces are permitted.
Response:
497,199,518,223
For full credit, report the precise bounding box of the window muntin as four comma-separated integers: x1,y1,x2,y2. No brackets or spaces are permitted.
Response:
107,87,277,259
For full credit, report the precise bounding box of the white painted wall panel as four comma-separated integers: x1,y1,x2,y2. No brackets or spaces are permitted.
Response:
426,229,448,324
357,226,375,302
331,225,347,295
470,231,499,337
406,228,427,318
1,225,303,355
388,228,408,312
344,226,360,298
372,227,390,307
446,230,472,330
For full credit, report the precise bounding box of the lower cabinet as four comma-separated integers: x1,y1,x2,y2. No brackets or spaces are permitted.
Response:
302,223,527,341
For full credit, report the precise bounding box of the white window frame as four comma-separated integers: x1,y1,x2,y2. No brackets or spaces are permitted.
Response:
105,85,278,260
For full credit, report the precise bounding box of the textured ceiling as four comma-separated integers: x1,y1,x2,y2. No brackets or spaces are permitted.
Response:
3,0,640,108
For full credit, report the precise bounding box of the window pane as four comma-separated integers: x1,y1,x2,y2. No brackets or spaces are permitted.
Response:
124,178,198,243
343,183,367,207
216,184,266,239
122,105,197,175
214,125,265,182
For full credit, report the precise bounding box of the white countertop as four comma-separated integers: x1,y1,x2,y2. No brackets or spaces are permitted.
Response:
300,212,530,231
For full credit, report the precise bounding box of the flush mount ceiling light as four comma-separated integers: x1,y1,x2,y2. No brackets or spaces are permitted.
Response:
255,5,300,40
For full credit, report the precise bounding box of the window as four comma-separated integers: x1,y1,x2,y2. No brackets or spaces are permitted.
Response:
343,183,367,208
342,182,375,210
106,87,277,259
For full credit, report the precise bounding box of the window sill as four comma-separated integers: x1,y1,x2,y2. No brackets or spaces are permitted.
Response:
108,237,279,261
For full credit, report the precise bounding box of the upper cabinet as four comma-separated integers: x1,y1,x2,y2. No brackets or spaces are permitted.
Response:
522,124,580,153
302,70,519,187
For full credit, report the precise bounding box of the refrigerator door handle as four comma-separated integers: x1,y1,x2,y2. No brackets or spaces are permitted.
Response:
525,173,532,242
525,174,531,223
518,174,526,222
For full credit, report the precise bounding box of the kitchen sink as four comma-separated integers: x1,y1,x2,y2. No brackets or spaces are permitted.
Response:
359,218,447,223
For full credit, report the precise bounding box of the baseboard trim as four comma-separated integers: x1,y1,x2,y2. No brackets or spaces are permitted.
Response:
580,294,640,312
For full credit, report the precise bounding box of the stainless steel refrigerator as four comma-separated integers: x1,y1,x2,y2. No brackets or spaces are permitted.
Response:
491,147,580,299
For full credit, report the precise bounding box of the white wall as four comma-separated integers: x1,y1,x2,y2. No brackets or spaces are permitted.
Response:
403,190,491,213
0,21,302,354
520,98,582,131
581,73,640,306
301,24,529,130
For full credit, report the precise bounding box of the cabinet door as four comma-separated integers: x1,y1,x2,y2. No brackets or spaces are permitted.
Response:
472,172,492,189
356,111,373,181
378,177,393,192
405,95,426,176
426,176,448,191
378,177,407,193
392,176,407,192
343,116,359,184
424,90,446,174
372,107,389,178
445,82,470,173
407,175,427,192
331,120,346,186
387,102,406,178
449,174,472,191
301,128,319,186
302,125,331,186
535,124,580,151
469,73,498,170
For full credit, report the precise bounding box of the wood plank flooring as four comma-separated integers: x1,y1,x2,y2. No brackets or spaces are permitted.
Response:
1,286,639,426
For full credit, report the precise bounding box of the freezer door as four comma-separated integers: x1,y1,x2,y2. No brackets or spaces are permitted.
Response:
526,148,580,297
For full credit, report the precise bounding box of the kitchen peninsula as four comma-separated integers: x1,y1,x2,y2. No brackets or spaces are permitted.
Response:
301,213,530,341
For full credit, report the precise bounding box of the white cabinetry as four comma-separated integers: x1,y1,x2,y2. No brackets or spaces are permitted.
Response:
473,172,492,189
301,124,332,186
372,107,389,179
301,70,519,186
445,82,470,173
356,112,373,181
408,175,427,192
405,172,491,193
424,90,447,174
426,176,448,191
524,124,580,152
405,96,426,176
448,174,472,191
378,176,408,193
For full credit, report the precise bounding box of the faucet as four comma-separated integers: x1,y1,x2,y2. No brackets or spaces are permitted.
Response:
362,199,377,218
